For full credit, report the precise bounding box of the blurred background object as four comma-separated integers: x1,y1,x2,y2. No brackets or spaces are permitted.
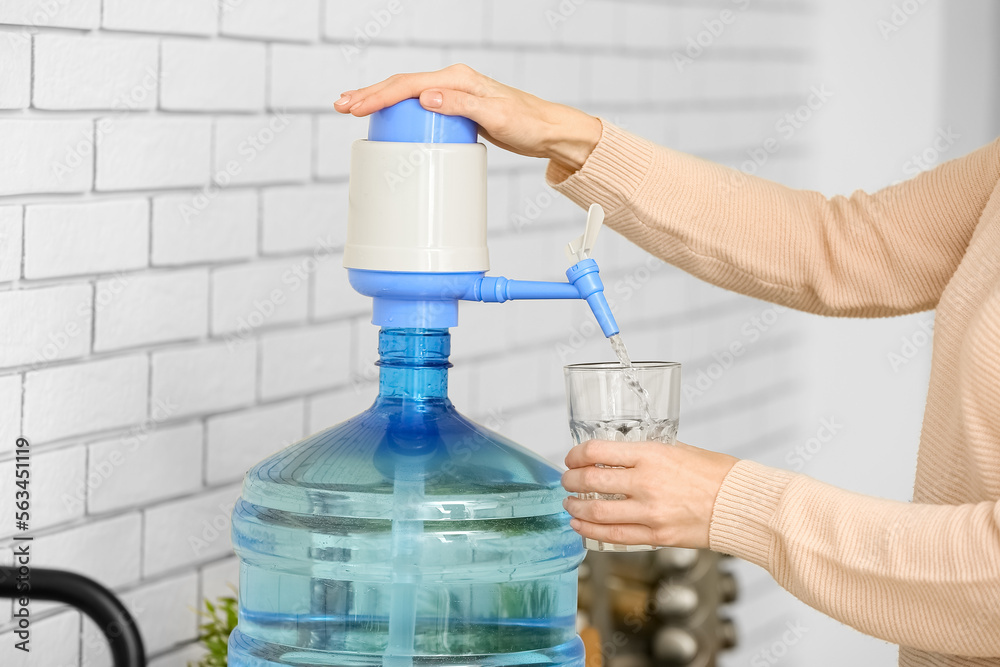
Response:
0,1,997,666
578,549,738,667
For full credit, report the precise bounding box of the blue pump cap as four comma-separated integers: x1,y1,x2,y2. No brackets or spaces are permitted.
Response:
368,98,478,143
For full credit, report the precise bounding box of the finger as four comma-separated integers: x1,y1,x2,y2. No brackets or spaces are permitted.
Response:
569,518,658,546
563,496,647,525
565,440,642,469
417,88,509,129
561,465,632,495
333,89,358,112
341,65,486,117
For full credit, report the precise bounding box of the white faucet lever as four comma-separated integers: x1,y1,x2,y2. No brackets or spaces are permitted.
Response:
565,203,605,263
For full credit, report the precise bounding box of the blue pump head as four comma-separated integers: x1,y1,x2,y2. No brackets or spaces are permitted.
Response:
368,97,478,143
346,99,620,338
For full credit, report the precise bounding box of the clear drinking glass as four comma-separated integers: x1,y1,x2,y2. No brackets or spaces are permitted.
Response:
564,361,681,552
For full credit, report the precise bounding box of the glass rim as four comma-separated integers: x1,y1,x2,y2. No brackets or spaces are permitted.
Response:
563,361,680,372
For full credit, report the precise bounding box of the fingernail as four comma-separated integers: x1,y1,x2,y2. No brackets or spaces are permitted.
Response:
570,519,581,529
423,91,443,108
335,93,352,106
349,101,363,112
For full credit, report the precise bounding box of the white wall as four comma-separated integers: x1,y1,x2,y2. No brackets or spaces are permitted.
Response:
0,1,994,666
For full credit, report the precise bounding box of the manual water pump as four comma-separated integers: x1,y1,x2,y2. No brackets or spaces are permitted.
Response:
227,99,620,667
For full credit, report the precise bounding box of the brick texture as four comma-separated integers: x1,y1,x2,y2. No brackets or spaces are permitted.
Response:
0,206,22,282
261,184,345,254
0,1,100,29
87,421,204,514
33,34,159,110
152,191,258,266
0,28,30,108
161,39,267,112
24,199,149,279
0,375,20,458
102,0,218,36
96,117,212,191
205,400,304,484
0,285,93,368
0,120,94,195
221,0,319,42
94,269,209,351
0,3,823,663
151,341,256,418
23,355,148,443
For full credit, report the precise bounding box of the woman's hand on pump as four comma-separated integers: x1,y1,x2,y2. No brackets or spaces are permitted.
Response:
334,63,602,171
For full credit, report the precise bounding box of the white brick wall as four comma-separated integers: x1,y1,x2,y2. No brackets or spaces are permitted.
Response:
81,572,199,663
0,29,30,108
258,322,351,399
88,422,204,514
33,34,159,110
211,258,310,334
152,191,258,265
102,0,217,36
94,269,209,351
0,0,100,30
0,119,94,195
23,355,148,443
161,39,267,112
2,611,80,667
261,184,345,253
143,485,240,577
221,0,320,43
205,400,304,484
0,446,86,539
0,374,21,458
0,284,93,367
151,341,256,418
213,114,312,185
24,199,149,279
96,117,213,191
35,513,142,588
269,44,345,110
0,205,21,282
0,2,835,664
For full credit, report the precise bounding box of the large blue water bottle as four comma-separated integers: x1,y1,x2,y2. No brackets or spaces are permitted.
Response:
228,100,620,667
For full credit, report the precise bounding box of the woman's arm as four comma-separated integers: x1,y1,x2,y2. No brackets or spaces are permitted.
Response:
548,122,1000,317
712,460,1000,656
562,442,1000,657
336,64,1000,318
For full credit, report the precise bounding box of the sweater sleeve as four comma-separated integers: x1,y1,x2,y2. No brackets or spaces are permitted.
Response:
709,460,1000,656
547,121,1000,317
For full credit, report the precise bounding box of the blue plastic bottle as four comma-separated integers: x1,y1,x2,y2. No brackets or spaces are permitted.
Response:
228,327,586,666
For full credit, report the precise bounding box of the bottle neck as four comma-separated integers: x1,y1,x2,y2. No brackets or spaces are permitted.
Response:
377,328,451,401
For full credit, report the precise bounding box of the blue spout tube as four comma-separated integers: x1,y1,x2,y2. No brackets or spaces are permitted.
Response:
466,259,619,337
348,259,620,337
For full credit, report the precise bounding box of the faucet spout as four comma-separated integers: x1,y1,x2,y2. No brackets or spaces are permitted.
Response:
464,258,620,338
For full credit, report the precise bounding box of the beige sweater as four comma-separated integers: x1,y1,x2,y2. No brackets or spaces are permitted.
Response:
547,121,1000,665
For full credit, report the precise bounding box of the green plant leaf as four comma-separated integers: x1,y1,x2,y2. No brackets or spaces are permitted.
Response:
188,593,239,667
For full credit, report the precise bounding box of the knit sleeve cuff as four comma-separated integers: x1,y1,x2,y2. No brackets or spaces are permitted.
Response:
545,119,654,218
709,459,798,569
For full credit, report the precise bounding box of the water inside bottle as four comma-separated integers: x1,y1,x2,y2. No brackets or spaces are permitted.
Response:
229,328,586,667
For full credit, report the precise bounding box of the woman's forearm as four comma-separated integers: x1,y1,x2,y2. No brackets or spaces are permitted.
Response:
549,121,1000,317
711,460,1000,656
